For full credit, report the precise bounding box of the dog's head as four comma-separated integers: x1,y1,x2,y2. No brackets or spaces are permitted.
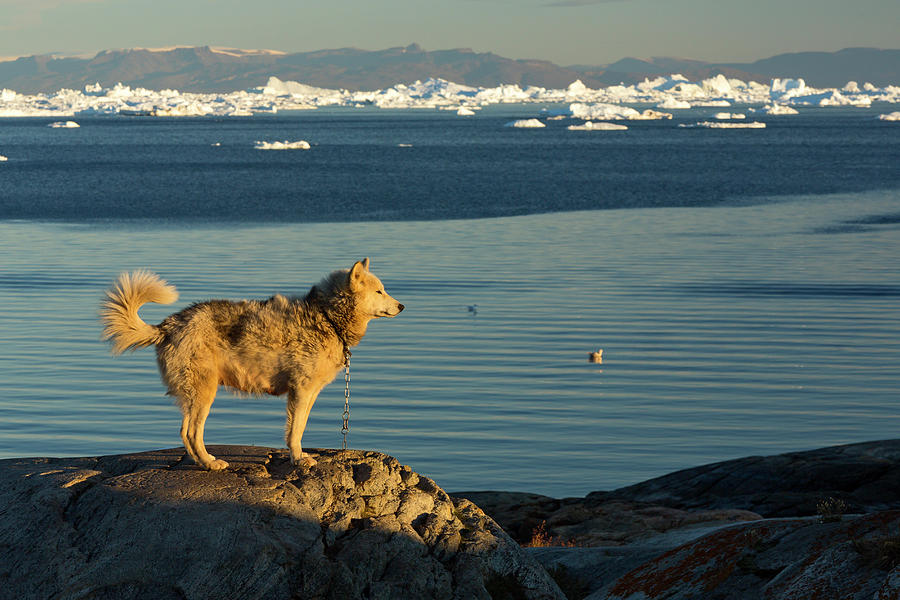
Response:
349,258,404,318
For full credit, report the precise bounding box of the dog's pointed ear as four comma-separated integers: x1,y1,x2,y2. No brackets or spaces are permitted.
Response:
349,258,369,290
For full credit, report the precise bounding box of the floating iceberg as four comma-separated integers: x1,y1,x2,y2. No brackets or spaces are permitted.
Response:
505,119,545,128
254,140,311,150
48,120,80,128
770,78,808,101
0,71,897,118
787,90,871,107
680,121,766,129
755,104,799,115
567,121,628,131
657,98,691,109
712,112,745,120
262,77,332,98
457,107,475,116
880,112,900,121
569,103,672,120
0,155,7,162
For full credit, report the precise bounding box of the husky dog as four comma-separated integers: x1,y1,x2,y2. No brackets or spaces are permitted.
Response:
100,258,404,471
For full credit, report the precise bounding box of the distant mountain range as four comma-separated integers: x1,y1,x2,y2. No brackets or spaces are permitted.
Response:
1,44,897,94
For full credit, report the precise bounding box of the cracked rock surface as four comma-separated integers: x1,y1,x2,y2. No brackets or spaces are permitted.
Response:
457,439,900,548
607,439,900,517
458,440,900,599
0,446,564,600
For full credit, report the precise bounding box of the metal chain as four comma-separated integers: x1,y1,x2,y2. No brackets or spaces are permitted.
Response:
341,352,351,450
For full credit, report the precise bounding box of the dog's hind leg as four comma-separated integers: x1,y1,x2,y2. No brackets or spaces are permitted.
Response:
286,384,325,467
177,378,228,471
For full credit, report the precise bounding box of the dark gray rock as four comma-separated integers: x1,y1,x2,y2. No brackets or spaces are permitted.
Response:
0,446,564,600
452,491,760,547
608,439,900,517
525,512,900,599
598,511,900,600
461,440,900,599
456,440,900,550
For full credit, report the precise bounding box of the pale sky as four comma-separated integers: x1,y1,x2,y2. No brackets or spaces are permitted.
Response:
1,0,897,65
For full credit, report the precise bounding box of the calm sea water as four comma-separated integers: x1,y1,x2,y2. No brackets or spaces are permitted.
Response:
1,106,899,496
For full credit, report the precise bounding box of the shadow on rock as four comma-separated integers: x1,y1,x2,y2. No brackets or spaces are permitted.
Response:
0,446,564,600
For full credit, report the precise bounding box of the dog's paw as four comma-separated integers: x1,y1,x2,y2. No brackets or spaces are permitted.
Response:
206,458,229,471
291,453,317,468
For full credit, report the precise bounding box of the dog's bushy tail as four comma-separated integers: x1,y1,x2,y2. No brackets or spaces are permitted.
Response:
101,270,178,355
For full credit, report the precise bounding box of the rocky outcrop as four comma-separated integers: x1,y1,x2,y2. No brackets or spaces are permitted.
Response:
608,439,900,517
458,440,900,548
460,440,900,599
530,512,900,599
598,511,900,600
0,446,564,600
455,491,760,547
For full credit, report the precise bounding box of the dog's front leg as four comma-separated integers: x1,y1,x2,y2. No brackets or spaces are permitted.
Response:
286,385,324,467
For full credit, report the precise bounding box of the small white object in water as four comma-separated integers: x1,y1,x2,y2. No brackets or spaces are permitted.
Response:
505,119,545,128
211,142,221,146
755,104,799,115
397,143,413,147
48,120,80,128
657,98,691,109
567,121,628,131
679,121,766,129
879,112,900,121
0,155,7,162
457,107,475,116
254,140,310,150
589,349,603,363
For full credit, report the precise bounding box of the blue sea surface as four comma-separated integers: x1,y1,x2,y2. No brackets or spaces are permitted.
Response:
0,106,898,496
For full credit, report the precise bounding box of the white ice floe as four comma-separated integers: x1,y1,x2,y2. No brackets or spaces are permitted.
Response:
0,155,7,162
769,78,808,101
567,121,628,131
767,78,876,106
680,121,766,129
0,71,897,118
457,107,475,116
505,119,545,128
254,140,311,150
657,98,692,109
880,112,900,121
754,104,800,115
397,143,413,147
712,112,746,120
48,120,80,128
569,102,672,120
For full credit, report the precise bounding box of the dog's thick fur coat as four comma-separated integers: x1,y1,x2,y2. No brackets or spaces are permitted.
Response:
100,259,404,470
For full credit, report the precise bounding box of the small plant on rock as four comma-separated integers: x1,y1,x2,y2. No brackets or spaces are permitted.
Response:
523,521,578,548
816,497,848,523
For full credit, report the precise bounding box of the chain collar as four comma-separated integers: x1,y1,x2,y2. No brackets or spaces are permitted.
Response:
341,353,351,451
306,286,353,450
